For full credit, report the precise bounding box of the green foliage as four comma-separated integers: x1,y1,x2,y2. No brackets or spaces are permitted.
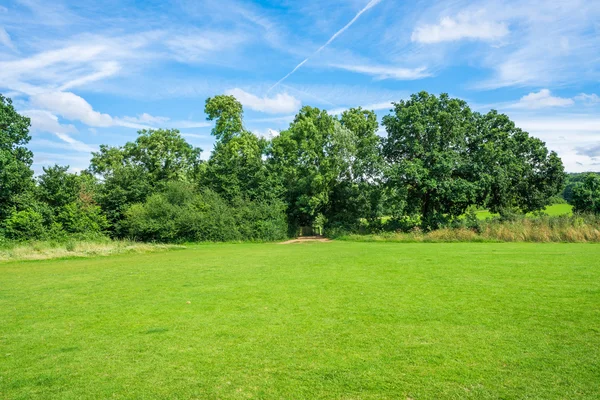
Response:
4,210,45,240
270,106,360,229
90,129,201,232
571,173,600,214
37,164,80,208
472,110,565,215
0,94,34,222
123,182,287,242
204,95,244,143
56,202,108,234
0,92,577,243
382,92,565,230
564,172,600,203
382,92,479,230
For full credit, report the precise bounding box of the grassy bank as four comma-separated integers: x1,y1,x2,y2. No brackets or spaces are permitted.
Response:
0,239,182,262
1,242,599,398
348,213,600,243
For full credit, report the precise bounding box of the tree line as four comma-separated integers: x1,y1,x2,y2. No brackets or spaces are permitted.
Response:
1,91,599,242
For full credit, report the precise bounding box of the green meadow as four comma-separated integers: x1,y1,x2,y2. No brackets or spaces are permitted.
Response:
475,203,574,220
1,242,599,399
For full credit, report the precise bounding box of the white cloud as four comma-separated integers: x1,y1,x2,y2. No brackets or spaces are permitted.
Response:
52,132,97,153
509,89,574,109
329,101,394,115
575,93,600,104
0,27,15,50
24,109,78,135
330,64,430,80
30,91,114,127
412,12,509,44
226,88,301,114
22,109,96,153
121,113,171,125
252,128,280,138
165,30,247,63
58,62,121,91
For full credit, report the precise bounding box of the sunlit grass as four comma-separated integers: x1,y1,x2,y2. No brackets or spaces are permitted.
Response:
0,240,182,262
1,242,599,398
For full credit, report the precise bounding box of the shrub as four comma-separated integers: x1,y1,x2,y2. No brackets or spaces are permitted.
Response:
122,182,287,243
4,210,45,241
571,174,600,214
56,202,109,234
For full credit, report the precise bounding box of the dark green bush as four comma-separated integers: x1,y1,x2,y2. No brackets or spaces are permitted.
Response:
122,182,287,243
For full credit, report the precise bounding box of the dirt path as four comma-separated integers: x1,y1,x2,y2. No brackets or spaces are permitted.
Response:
279,236,332,244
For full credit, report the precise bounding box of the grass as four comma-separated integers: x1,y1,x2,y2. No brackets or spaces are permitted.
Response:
0,239,181,262
1,242,599,399
476,203,573,219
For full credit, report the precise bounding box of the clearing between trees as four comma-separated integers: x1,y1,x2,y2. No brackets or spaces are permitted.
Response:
1,242,598,399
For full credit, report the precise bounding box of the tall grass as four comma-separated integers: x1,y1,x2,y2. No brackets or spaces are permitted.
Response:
335,214,600,243
0,239,183,262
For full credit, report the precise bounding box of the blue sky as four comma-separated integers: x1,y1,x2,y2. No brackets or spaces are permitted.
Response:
1,0,599,173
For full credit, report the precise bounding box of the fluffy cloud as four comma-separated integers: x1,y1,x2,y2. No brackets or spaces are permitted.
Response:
411,12,509,43
22,109,96,153
24,109,78,135
509,89,574,109
226,88,301,114
575,93,600,104
330,64,430,80
121,113,171,125
30,91,114,127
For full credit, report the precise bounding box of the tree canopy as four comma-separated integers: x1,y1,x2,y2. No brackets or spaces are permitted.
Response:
0,91,572,241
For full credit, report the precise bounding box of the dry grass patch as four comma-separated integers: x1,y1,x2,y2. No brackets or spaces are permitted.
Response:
0,240,183,262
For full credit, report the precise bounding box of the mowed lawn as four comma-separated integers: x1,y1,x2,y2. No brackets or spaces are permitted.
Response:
1,243,599,399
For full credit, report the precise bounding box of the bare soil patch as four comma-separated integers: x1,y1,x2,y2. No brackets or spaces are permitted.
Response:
279,236,331,244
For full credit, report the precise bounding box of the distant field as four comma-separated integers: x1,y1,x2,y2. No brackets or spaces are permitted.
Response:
1,242,599,399
476,203,573,219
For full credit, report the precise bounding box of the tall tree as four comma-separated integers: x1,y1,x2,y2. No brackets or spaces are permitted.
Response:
326,107,383,227
89,129,202,233
472,110,565,214
270,106,357,229
0,94,34,222
37,165,80,209
202,95,277,202
382,92,479,230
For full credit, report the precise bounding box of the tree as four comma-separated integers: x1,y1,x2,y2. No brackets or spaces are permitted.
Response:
270,106,357,230
204,95,244,143
571,173,600,214
472,110,565,215
0,94,34,222
327,107,383,228
202,95,279,202
89,129,202,233
382,92,479,230
37,165,80,209
382,92,565,230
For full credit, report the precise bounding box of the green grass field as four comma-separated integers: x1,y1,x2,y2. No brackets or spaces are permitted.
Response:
475,203,573,219
2,242,599,399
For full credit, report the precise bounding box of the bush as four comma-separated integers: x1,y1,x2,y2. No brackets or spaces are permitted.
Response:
571,174,600,214
56,202,109,234
3,210,45,241
122,182,288,243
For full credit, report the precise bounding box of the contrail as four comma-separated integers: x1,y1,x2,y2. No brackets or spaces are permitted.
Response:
268,0,383,92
